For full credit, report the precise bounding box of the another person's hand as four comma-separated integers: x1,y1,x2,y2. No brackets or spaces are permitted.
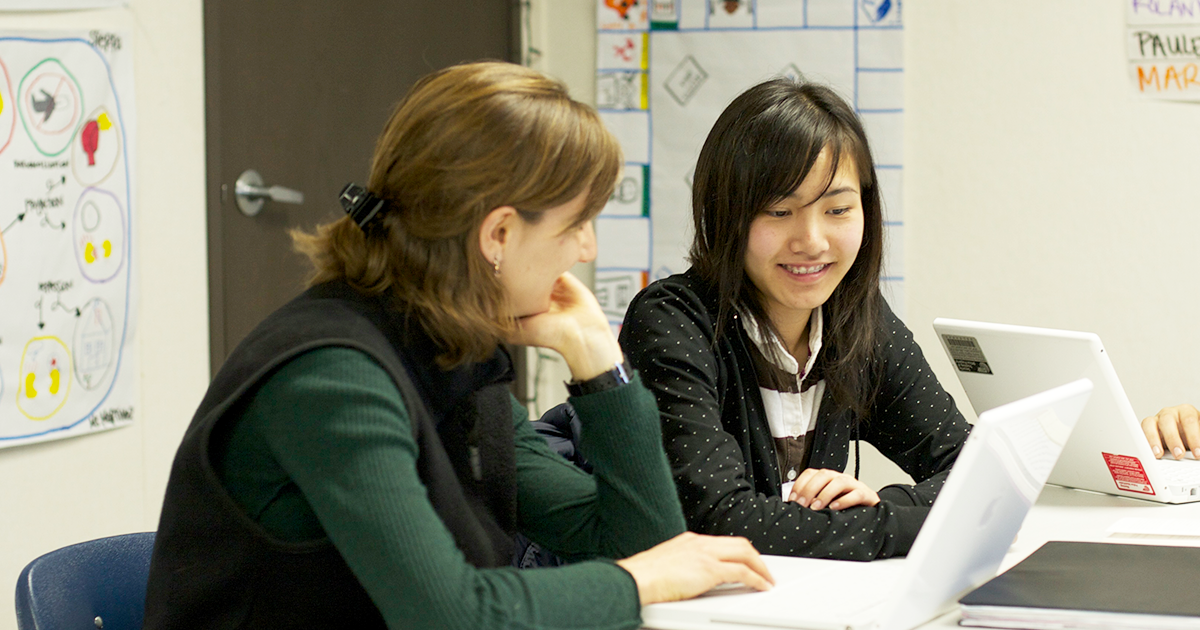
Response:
615,532,775,605
506,272,622,382
787,468,880,510
1141,404,1200,460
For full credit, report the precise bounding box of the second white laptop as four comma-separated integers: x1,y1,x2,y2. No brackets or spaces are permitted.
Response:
640,379,1092,630
933,318,1200,504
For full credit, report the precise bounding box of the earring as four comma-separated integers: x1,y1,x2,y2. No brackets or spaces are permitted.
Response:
492,255,501,277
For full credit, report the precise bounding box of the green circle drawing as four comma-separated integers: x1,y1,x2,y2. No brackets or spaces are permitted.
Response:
17,58,85,157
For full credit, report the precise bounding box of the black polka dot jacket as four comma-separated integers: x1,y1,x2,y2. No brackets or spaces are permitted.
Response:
619,269,972,560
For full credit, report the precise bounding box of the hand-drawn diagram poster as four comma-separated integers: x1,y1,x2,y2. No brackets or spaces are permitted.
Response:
594,0,905,327
0,31,137,449
1126,0,1200,101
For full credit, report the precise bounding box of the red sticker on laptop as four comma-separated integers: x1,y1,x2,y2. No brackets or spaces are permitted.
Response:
1101,452,1156,495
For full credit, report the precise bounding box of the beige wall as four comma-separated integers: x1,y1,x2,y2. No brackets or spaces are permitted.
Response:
0,3,207,628
907,0,1200,424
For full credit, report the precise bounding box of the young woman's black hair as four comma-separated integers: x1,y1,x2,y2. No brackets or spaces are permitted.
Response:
689,78,885,416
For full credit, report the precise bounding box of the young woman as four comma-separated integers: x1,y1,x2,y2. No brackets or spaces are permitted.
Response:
620,78,973,561
143,62,771,630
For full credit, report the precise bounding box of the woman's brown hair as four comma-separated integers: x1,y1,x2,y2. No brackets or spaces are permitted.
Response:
690,78,884,416
293,62,621,366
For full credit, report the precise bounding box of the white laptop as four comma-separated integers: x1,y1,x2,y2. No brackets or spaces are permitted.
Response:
641,379,1093,630
933,318,1200,504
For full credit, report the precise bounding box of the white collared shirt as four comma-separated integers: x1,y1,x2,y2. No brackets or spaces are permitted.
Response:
740,309,826,494
739,308,826,439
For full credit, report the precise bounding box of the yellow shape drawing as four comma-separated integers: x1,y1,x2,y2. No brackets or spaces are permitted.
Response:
85,242,96,263
0,90,5,116
97,112,112,130
103,239,112,258
16,336,72,421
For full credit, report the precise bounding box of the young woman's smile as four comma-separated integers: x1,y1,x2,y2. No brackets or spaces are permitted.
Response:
778,262,831,282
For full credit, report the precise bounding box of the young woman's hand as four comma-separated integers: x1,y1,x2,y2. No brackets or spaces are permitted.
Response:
1141,404,1200,460
615,532,775,605
505,272,623,382
787,468,879,510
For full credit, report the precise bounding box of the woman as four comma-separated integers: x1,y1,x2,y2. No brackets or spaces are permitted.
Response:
620,78,972,560
144,62,771,630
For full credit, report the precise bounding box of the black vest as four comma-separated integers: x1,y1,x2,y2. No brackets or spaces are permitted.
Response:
144,282,517,629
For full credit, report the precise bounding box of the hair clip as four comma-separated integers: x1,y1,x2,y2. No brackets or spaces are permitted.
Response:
339,183,387,231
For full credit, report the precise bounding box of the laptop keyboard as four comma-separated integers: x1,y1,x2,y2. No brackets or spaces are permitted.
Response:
1158,459,1200,496
712,558,904,619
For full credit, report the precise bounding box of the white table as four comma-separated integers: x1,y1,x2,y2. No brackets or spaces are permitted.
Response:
919,484,1200,628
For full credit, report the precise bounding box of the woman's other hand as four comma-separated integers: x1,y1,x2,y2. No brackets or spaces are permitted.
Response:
615,532,775,605
506,272,623,382
787,468,880,510
1141,404,1200,460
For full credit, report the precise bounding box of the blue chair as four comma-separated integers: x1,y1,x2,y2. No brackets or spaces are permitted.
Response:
15,532,155,630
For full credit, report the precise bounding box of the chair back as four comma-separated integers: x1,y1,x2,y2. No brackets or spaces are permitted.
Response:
15,532,156,630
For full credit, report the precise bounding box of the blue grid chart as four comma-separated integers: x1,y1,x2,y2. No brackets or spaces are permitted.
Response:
594,0,906,327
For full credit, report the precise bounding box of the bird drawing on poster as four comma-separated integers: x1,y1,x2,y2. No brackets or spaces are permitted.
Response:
31,89,56,123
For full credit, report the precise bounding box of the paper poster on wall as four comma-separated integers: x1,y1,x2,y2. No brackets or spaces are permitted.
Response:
0,1,126,9
0,30,137,449
1126,0,1200,100
595,0,907,326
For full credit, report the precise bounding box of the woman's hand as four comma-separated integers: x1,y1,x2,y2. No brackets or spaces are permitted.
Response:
505,272,623,382
1141,404,1200,460
787,468,880,510
615,532,775,605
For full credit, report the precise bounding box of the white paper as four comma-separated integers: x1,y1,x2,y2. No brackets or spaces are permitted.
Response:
0,0,125,9
1107,516,1200,538
1126,1,1200,100
858,111,903,166
1127,0,1200,25
597,32,647,71
857,70,904,111
0,30,138,449
601,164,648,216
595,270,647,323
595,216,651,270
598,111,649,163
598,0,648,30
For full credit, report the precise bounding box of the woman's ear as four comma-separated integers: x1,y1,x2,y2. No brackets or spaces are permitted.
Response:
478,206,519,264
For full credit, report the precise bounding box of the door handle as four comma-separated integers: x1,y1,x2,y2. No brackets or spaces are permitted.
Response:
234,169,304,217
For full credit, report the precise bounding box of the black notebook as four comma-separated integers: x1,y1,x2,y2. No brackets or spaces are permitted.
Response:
959,540,1200,629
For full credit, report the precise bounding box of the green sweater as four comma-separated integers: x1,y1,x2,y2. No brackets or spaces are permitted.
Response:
213,346,685,630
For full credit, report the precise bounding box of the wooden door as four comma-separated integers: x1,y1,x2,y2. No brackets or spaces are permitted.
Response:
205,0,517,373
